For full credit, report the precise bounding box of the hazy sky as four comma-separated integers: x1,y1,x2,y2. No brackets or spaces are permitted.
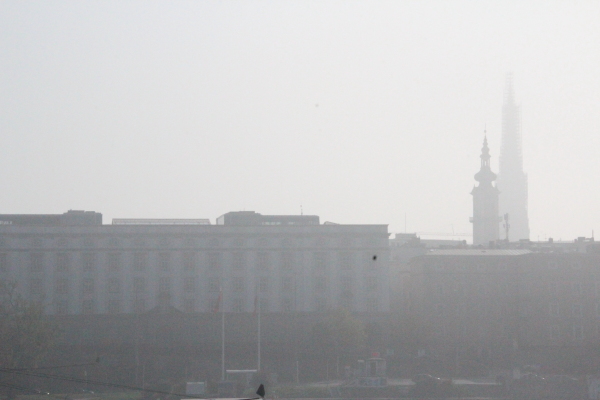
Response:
1,1,598,241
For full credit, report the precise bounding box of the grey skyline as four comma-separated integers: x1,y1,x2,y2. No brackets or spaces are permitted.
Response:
1,1,598,242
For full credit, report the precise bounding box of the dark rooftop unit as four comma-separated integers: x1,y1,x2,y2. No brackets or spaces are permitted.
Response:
0,210,102,226
216,211,319,226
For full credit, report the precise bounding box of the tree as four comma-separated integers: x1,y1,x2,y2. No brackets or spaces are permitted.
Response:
0,278,57,368
307,309,366,379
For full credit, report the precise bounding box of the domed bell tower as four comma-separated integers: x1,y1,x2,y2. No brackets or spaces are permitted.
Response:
471,136,500,245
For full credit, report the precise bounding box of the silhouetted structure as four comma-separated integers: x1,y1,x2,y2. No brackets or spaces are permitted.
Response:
470,137,500,245
497,74,530,241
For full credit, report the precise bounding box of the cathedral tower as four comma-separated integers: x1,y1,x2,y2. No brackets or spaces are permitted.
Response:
471,136,500,245
497,74,530,241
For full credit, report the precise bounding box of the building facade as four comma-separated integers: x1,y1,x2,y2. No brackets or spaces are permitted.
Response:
0,210,390,315
497,73,530,241
409,246,600,368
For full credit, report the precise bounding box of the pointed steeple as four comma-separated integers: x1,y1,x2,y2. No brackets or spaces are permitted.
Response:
471,133,500,245
497,73,529,240
474,135,497,185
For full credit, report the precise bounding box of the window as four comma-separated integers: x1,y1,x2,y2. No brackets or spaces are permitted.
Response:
184,278,197,293
340,276,352,291
232,298,243,312
232,252,245,271
107,299,121,314
366,298,378,312
339,236,353,248
159,252,171,272
281,252,293,273
56,253,69,273
259,277,268,293
29,278,43,294
183,252,196,272
573,325,584,341
159,277,172,294
339,253,352,271
107,279,121,294
133,277,146,293
0,253,7,274
314,276,327,292
108,253,121,273
435,303,444,316
232,277,245,292
208,253,222,272
281,276,294,292
549,302,560,317
183,298,195,313
549,325,560,340
315,297,327,311
259,298,268,312
283,298,293,312
134,252,147,271
82,299,94,314
365,277,378,292
30,253,43,273
82,253,95,272
56,300,68,315
133,298,146,313
313,252,327,271
256,252,269,272
436,283,444,296
55,279,69,294
208,277,220,292
82,278,95,294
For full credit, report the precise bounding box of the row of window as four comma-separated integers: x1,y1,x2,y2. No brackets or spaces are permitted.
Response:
51,296,380,314
430,281,600,298
4,251,380,273
0,236,385,249
433,301,600,318
32,275,379,295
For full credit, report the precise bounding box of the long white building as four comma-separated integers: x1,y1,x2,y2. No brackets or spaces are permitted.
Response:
0,210,390,315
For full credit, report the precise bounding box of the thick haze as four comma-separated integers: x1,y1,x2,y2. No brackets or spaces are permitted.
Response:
1,1,598,241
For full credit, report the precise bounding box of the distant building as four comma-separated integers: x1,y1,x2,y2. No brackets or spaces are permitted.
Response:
470,136,500,245
409,246,600,367
0,210,390,315
497,74,530,241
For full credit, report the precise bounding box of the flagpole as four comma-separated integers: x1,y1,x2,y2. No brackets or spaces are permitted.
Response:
257,289,261,372
221,288,225,381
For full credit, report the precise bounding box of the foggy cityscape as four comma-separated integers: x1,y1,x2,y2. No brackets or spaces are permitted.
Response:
1,2,599,400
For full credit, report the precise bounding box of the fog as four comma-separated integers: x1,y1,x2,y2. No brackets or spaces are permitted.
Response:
2,3,600,398
1,1,599,238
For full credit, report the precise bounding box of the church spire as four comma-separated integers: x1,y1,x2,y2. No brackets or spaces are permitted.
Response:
471,133,500,245
474,135,497,185
497,73,530,240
